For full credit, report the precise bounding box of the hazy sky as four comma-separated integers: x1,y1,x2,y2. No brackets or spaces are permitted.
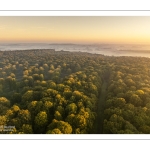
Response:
1,16,150,44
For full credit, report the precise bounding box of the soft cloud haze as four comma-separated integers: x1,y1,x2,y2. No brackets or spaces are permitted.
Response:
1,16,150,44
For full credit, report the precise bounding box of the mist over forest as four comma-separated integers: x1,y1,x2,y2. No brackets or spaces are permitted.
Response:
0,46,150,134
1,43,150,57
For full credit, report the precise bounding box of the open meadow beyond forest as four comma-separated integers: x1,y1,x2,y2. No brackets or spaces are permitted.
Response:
0,49,150,134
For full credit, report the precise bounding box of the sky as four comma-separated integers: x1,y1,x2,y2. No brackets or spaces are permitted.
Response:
1,16,150,44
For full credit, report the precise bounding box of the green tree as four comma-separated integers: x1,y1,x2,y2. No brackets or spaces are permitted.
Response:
21,124,33,134
18,109,31,124
65,103,77,115
34,111,48,133
46,128,62,134
54,111,62,120
22,90,33,105
47,120,72,134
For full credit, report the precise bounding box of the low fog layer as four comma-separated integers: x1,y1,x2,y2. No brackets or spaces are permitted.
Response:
0,43,150,58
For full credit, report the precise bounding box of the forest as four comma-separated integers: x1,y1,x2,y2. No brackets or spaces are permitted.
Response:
0,49,150,134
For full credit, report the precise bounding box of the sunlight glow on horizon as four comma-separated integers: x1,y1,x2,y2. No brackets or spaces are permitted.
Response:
1,16,150,45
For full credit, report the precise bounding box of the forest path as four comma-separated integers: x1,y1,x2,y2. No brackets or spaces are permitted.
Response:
97,80,107,134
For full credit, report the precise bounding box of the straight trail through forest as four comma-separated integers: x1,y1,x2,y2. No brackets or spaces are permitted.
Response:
97,74,109,134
